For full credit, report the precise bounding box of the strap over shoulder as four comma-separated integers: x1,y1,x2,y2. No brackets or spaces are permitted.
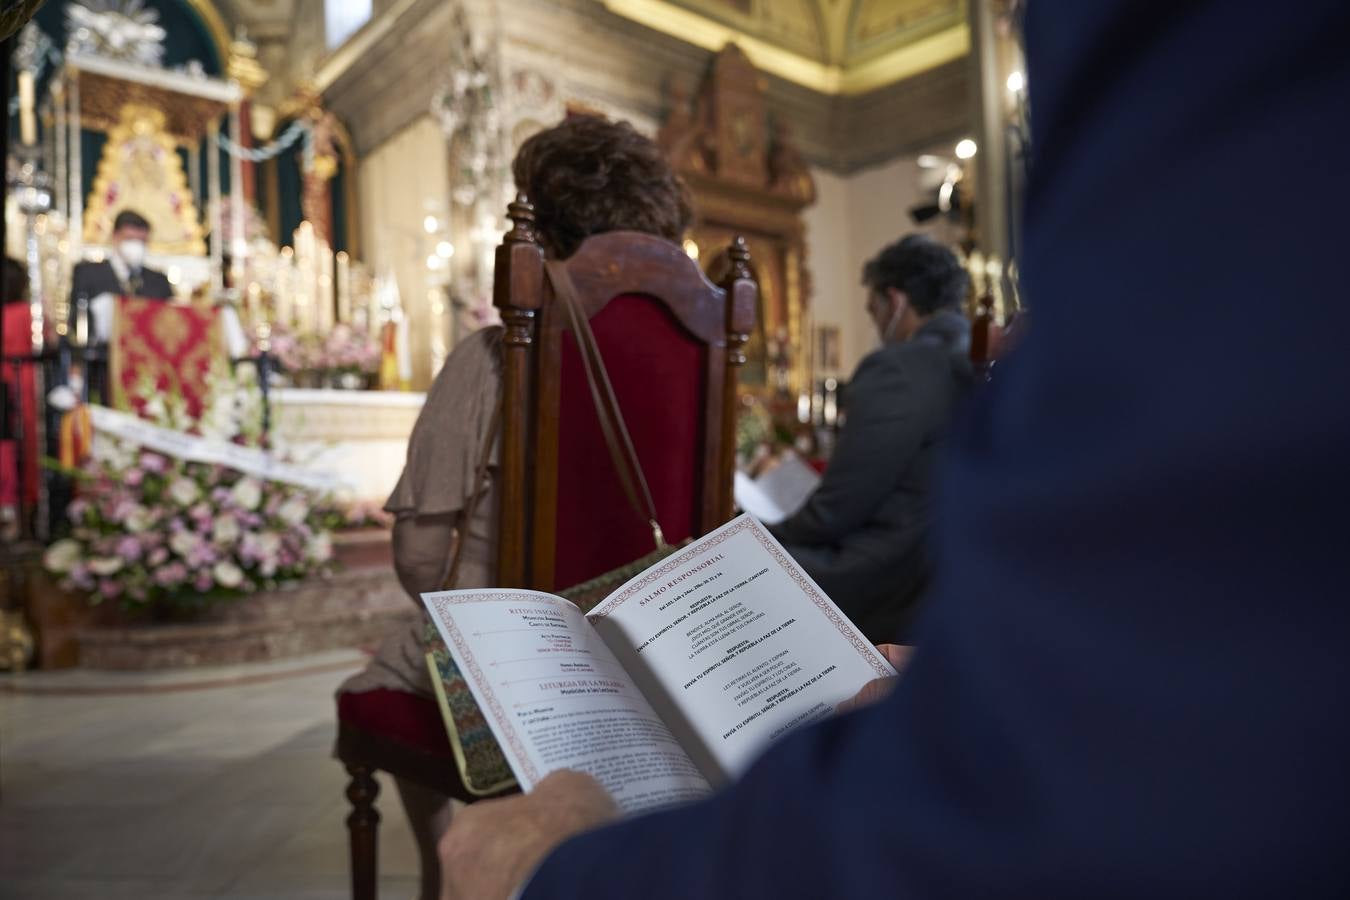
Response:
545,259,666,552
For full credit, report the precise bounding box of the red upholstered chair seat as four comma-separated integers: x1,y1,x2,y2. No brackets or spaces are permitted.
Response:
336,689,452,758
554,294,704,588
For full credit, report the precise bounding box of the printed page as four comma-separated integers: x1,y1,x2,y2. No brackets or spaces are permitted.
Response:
755,452,821,521
733,471,785,524
587,515,894,782
734,453,821,525
423,589,712,814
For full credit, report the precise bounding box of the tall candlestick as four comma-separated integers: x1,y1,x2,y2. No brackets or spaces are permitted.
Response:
18,71,36,146
368,272,383,334
295,222,315,334
318,241,334,334
335,251,351,324
246,281,262,332
276,247,293,329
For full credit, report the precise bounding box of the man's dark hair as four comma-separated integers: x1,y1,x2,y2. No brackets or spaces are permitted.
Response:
113,209,151,233
862,234,969,315
512,115,692,258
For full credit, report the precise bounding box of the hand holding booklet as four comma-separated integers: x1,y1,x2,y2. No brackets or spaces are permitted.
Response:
423,514,893,814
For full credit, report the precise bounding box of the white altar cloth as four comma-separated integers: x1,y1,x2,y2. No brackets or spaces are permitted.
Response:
271,389,425,501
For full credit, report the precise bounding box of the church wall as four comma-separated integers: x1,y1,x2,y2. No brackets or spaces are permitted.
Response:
357,115,451,391
803,155,935,376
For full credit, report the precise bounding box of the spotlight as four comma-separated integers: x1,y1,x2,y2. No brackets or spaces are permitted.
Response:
955,139,977,160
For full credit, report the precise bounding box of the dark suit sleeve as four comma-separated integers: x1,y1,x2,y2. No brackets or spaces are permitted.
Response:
771,350,929,546
516,2,1350,897
141,268,174,300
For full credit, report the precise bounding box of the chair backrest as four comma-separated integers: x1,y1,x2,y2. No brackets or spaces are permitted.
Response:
493,194,758,591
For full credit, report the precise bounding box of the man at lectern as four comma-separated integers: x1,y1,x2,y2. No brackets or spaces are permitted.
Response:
69,209,174,343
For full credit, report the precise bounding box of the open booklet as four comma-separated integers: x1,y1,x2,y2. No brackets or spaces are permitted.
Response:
423,514,893,814
733,451,821,525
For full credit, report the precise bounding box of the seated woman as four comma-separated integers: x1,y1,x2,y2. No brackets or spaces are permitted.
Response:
337,114,692,895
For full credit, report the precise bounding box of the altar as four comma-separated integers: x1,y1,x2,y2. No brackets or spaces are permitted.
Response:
271,388,424,502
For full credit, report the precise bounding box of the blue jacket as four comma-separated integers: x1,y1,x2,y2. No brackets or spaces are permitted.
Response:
524,2,1350,896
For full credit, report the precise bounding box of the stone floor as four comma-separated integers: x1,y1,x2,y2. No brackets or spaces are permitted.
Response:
0,650,425,899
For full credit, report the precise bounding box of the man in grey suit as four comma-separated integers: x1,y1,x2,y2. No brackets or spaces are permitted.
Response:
770,234,971,642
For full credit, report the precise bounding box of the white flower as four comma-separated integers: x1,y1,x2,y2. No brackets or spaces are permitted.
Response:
43,539,83,574
125,505,152,533
88,557,124,576
212,560,244,589
232,478,263,511
278,496,309,526
142,394,168,424
168,478,201,507
92,436,136,470
212,514,241,546
169,531,201,558
306,532,333,564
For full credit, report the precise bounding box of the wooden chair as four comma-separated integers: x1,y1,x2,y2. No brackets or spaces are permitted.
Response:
335,194,757,900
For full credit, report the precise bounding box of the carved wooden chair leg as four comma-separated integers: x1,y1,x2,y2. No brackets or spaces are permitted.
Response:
345,763,381,900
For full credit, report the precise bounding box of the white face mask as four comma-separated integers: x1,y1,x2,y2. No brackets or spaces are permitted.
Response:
880,297,907,343
118,239,146,269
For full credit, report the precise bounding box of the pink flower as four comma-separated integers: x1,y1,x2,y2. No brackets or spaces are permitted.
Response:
147,547,169,567
193,571,214,592
98,579,123,600
154,562,188,587
69,563,94,591
115,535,143,562
140,452,168,474
124,468,145,487
187,544,219,568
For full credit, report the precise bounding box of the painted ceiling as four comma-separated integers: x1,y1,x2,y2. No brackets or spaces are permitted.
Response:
600,0,967,94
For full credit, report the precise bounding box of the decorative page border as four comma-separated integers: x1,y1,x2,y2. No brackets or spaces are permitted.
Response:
425,591,577,786
588,516,892,680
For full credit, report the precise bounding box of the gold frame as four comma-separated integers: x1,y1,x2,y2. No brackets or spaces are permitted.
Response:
82,103,206,255
183,0,233,71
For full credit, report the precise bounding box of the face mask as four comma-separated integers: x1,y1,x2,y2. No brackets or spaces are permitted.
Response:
118,239,146,268
881,298,906,342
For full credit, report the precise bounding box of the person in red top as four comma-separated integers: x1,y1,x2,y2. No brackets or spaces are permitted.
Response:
1,258,38,537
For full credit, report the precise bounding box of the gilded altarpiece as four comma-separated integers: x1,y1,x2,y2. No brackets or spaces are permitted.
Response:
659,45,816,400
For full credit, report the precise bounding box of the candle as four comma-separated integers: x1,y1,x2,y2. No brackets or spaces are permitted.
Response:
368,272,382,335
318,241,334,334
18,71,36,146
295,223,315,334
335,251,351,324
246,281,262,332
276,247,293,329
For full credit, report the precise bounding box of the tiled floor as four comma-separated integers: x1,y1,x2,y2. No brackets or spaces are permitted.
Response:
0,651,425,899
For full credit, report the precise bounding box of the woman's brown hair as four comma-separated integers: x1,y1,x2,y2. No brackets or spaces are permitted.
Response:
511,114,692,259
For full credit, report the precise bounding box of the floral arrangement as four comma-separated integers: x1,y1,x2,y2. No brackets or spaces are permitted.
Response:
43,371,338,615
263,323,380,386
322,323,381,376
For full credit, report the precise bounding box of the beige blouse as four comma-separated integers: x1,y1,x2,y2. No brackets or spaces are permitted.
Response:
338,325,503,699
